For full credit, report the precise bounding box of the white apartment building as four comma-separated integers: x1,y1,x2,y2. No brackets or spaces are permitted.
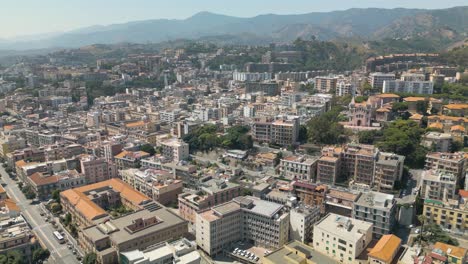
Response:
196,196,290,256
382,80,434,94
160,138,189,162
313,213,373,264
289,205,320,243
421,170,457,201
422,132,452,152
336,80,355,97
233,72,272,82
370,73,395,90
280,155,318,181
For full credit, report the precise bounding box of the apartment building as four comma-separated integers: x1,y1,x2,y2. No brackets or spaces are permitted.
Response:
120,238,200,264
80,155,117,184
313,213,372,264
352,191,396,238
43,143,84,161
27,170,86,200
120,168,183,206
0,135,26,157
431,242,467,264
382,80,434,94
325,188,360,217
374,152,405,193
15,158,72,182
370,73,395,90
292,181,327,213
317,155,340,185
290,204,321,243
114,150,150,170
421,170,457,201
0,216,37,262
315,77,338,93
422,132,453,152
280,155,318,181
178,178,240,223
233,72,271,82
425,152,466,179
251,115,299,146
196,196,290,256
5,147,46,167
159,138,189,162
423,194,467,235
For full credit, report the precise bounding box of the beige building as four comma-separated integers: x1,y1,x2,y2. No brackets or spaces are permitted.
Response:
114,150,150,170
196,196,290,256
252,115,299,146
262,240,338,264
159,138,189,162
421,170,457,201
374,152,405,192
0,135,26,157
120,168,183,206
313,213,373,264
315,77,338,93
280,155,318,181
425,152,466,179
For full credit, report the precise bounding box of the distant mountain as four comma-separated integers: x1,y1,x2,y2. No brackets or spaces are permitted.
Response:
0,7,466,50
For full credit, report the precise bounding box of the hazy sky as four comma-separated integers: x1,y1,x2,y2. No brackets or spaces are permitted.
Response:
1,0,466,38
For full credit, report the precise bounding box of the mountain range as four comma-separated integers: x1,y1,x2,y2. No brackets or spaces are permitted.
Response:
0,6,467,50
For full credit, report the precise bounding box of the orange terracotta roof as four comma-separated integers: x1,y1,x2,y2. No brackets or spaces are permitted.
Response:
410,113,423,120
368,234,401,263
403,97,427,102
0,185,5,194
429,122,443,129
433,242,467,259
428,115,468,122
451,125,465,132
29,172,59,186
459,190,468,198
125,121,145,128
376,93,400,98
74,178,150,206
15,160,27,168
2,199,20,212
444,104,468,110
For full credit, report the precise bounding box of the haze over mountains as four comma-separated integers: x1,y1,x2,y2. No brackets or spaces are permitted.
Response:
1,6,467,50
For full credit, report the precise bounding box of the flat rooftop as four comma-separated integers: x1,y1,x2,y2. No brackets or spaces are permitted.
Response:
234,196,284,219
265,241,338,264
315,213,372,243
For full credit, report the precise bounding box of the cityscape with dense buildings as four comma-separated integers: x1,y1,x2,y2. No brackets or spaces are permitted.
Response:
0,1,467,264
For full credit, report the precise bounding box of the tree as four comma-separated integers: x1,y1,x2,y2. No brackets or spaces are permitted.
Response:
140,144,156,156
273,152,283,167
416,99,429,115
64,213,72,226
358,130,382,144
51,189,61,203
6,251,23,264
306,106,346,145
298,125,308,143
32,248,50,263
0,255,7,264
83,252,97,264
50,203,62,214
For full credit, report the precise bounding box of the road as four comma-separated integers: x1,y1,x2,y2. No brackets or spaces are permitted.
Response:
0,166,80,264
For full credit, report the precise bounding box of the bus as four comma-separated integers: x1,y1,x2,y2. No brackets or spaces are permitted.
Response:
53,231,65,244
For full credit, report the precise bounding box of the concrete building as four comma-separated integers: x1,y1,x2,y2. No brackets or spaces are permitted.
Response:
262,240,338,264
0,135,26,157
292,181,327,213
317,156,340,185
425,152,466,180
352,191,396,238
196,196,290,256
280,156,318,181
233,72,272,82
421,170,457,201
374,152,405,193
252,115,300,146
160,138,189,162
370,73,395,90
313,213,373,264
422,132,452,152
315,77,338,93
114,150,151,170
120,168,183,206
336,81,355,97
382,80,434,94
27,170,86,200
80,155,118,184
178,177,241,223
119,238,200,264
60,179,188,264
290,205,320,243
423,194,467,235
431,242,467,264
0,215,37,262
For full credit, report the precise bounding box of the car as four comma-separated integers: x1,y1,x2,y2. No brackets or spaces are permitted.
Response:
255,257,259,261
39,212,45,216
415,229,420,234
68,244,72,249
72,250,77,255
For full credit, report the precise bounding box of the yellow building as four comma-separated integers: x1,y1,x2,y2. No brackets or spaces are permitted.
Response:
262,240,337,264
423,198,467,234
432,242,467,264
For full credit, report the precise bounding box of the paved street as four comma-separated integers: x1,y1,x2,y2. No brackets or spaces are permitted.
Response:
0,166,80,264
